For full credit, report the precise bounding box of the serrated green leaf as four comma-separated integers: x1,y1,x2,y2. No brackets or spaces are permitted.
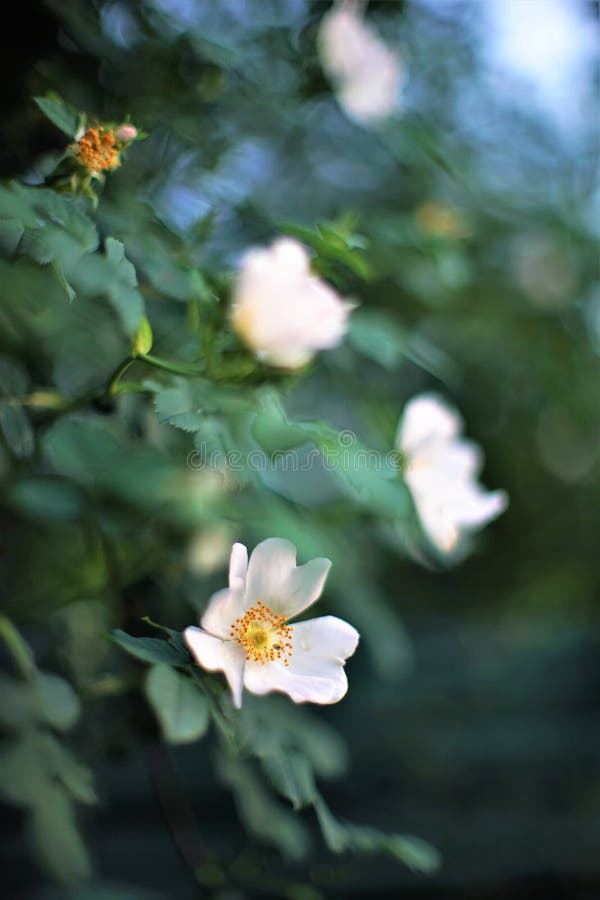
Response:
144,664,210,744
153,383,205,432
112,630,189,667
34,95,81,137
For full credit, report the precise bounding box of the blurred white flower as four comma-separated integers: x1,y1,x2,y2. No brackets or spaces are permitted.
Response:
184,538,359,707
231,238,353,369
397,394,508,554
318,0,405,126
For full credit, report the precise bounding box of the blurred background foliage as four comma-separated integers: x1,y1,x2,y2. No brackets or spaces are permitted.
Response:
0,0,599,898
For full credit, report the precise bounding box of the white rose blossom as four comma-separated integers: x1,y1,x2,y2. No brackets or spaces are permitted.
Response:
318,0,405,126
231,237,353,369
184,538,359,708
397,394,508,554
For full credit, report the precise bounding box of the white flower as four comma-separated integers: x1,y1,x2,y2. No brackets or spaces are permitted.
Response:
231,238,353,369
318,0,405,126
397,394,508,554
184,538,359,708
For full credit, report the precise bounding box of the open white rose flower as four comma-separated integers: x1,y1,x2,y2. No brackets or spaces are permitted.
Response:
397,394,508,554
184,538,359,708
318,0,405,126
231,237,353,369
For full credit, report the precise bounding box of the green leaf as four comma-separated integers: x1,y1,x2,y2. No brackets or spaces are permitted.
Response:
313,793,441,872
144,664,210,744
27,782,91,884
112,630,189,667
262,750,317,811
0,356,28,395
34,94,81,137
72,238,145,337
0,183,98,271
0,218,24,255
42,734,97,805
218,755,310,860
8,478,83,522
0,676,39,729
153,383,205,432
35,671,81,731
0,733,53,808
0,401,34,458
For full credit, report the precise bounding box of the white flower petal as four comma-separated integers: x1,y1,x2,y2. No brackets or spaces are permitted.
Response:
184,626,245,708
200,587,246,640
398,393,462,456
318,2,404,125
231,238,352,369
243,615,358,705
453,488,508,528
276,557,332,619
229,542,248,589
292,615,359,661
244,537,298,607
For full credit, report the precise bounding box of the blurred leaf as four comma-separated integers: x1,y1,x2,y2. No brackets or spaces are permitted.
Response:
72,237,145,337
27,782,91,884
0,183,98,271
280,222,372,281
0,401,34,458
34,94,81,138
112,630,189,667
42,734,97,805
218,754,310,860
0,676,39,729
314,794,441,873
8,479,84,522
144,663,210,744
0,356,29,395
262,749,317,811
35,672,81,731
0,733,52,808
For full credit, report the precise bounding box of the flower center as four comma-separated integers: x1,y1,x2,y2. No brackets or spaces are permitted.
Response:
73,127,121,172
229,601,293,665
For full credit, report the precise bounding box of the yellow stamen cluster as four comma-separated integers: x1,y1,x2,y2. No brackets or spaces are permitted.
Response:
229,601,293,665
73,127,121,172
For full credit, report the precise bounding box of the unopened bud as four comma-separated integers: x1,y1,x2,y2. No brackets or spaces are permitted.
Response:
132,316,153,356
116,124,138,142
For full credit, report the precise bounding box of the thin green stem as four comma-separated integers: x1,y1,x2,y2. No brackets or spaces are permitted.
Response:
0,615,36,681
139,353,204,377
106,356,135,396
